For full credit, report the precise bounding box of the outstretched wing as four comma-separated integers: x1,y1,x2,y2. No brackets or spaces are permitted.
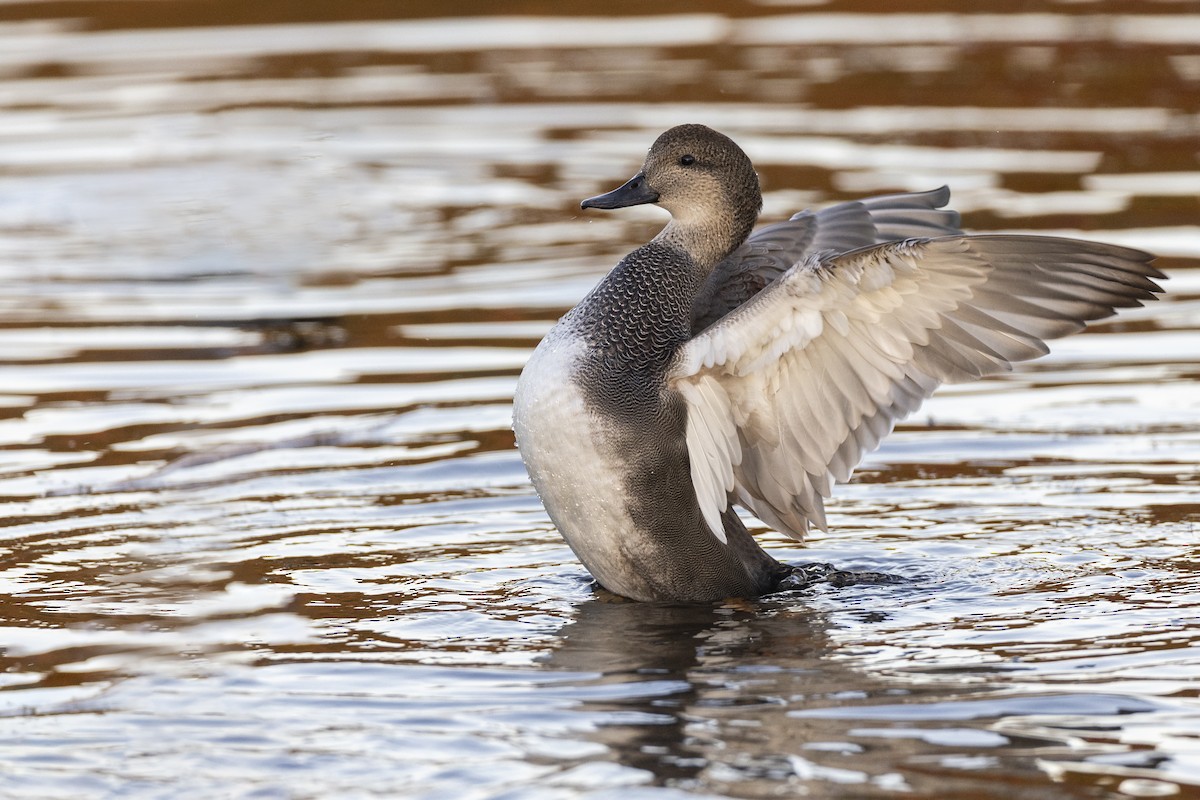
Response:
672,235,1163,543
692,187,963,332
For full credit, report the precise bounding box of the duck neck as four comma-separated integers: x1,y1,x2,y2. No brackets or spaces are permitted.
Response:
652,204,758,272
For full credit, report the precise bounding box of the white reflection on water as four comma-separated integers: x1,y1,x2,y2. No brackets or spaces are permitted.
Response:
1086,172,1200,195
735,12,1200,44
6,13,1200,75
743,135,1103,172
0,15,731,70
0,326,262,360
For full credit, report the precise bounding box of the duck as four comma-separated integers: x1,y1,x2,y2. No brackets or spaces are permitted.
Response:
512,124,1164,603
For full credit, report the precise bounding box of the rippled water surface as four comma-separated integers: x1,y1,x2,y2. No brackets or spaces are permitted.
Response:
1,2,1199,798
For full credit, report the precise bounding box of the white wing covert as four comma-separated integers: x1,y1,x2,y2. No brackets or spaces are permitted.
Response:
671,234,1162,544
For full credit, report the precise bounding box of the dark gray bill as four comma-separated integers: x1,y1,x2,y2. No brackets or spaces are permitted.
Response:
580,172,659,210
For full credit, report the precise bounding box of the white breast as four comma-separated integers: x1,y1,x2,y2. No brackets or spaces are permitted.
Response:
512,327,639,590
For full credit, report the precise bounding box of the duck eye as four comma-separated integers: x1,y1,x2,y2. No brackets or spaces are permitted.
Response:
679,154,696,166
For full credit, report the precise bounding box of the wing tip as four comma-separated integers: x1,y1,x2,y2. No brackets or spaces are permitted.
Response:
703,505,729,545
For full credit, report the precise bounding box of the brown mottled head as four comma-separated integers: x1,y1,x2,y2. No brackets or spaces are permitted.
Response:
581,125,763,250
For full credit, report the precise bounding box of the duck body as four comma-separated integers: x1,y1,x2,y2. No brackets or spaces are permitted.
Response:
514,239,784,601
513,124,1163,603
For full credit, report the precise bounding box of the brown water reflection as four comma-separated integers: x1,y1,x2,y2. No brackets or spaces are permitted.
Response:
0,1,1198,798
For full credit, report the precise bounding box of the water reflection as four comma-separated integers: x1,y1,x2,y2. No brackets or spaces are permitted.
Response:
0,0,1197,797
540,592,1200,797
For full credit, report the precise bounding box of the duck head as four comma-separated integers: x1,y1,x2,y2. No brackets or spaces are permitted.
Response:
581,124,763,264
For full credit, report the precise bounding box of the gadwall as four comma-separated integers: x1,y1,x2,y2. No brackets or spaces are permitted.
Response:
512,124,1163,603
